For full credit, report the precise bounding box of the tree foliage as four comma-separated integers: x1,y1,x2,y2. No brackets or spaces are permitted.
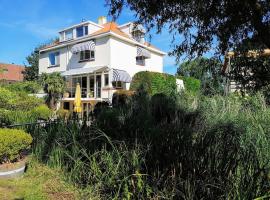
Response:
107,0,270,58
24,46,42,81
177,57,224,95
228,38,270,103
40,72,66,110
130,71,177,96
24,39,58,81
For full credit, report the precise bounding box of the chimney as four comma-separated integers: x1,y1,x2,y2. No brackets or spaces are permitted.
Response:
98,16,107,25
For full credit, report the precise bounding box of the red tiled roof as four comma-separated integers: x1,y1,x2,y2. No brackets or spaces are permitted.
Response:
0,63,25,82
41,22,163,52
91,22,131,39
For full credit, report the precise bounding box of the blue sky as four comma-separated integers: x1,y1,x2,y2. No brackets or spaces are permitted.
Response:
0,0,181,74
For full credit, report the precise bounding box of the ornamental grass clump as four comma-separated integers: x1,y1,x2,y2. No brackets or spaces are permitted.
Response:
0,128,32,163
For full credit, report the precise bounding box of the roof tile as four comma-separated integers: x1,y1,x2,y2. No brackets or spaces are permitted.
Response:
0,63,25,82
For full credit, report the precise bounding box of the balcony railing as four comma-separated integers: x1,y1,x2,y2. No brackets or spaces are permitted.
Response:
66,87,88,98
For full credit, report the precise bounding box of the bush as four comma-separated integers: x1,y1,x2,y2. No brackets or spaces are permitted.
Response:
112,90,134,107
2,81,41,94
93,101,110,117
0,128,32,163
130,71,177,96
56,109,70,120
0,87,43,111
31,104,52,120
177,76,201,94
0,105,51,126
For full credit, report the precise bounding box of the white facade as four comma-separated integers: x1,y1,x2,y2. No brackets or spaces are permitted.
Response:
39,18,165,108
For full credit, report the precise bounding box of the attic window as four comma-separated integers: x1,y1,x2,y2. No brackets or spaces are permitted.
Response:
132,30,144,42
76,26,88,38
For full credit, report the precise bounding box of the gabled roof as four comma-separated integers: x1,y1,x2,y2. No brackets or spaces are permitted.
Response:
0,63,24,81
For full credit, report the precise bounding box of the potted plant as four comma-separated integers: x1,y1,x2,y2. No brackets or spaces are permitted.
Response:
0,128,33,179
63,91,70,98
88,91,94,98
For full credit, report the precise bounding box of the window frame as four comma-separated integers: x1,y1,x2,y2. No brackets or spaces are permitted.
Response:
48,52,60,67
65,29,73,41
76,26,88,38
104,73,109,87
136,56,145,66
79,50,95,62
112,81,123,89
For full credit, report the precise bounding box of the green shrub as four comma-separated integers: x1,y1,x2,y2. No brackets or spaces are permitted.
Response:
0,105,51,126
177,76,201,94
0,128,32,163
130,71,177,96
3,81,41,94
31,104,52,120
56,109,70,120
0,87,42,111
112,90,134,107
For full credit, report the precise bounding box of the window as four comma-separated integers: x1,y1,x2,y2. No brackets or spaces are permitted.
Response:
112,81,123,89
65,30,73,40
76,26,88,38
63,102,70,110
132,30,145,42
104,74,109,86
71,76,87,98
80,50,95,61
49,52,60,66
136,56,145,66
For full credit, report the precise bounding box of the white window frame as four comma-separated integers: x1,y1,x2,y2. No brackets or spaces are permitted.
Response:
65,29,73,41
104,73,109,87
48,52,60,67
79,50,95,62
136,56,145,66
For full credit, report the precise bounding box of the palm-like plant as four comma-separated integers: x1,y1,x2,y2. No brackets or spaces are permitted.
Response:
40,72,65,110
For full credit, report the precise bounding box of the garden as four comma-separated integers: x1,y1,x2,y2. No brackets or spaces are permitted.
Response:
0,71,269,199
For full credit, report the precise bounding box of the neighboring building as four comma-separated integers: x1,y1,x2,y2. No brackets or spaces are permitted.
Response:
0,63,24,83
222,49,270,94
39,16,166,114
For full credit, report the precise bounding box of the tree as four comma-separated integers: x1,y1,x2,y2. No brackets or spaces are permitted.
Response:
106,0,270,59
177,57,224,95
40,72,66,110
24,46,43,81
24,39,59,81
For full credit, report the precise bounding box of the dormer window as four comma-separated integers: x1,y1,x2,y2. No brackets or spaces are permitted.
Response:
76,26,88,38
65,29,73,40
132,30,144,42
131,24,146,43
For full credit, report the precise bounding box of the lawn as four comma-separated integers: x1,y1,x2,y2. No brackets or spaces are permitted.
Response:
0,159,80,200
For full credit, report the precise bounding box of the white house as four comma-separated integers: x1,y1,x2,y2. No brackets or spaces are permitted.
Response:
39,16,165,114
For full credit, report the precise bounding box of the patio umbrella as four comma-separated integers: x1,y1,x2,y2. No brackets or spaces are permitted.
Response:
73,83,82,113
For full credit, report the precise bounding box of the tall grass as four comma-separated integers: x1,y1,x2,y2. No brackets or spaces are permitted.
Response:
25,90,270,199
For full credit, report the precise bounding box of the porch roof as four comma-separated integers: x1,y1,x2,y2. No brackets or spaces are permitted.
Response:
61,66,107,76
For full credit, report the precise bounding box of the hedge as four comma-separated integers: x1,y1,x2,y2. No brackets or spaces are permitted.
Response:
0,128,32,163
130,71,177,96
177,76,201,94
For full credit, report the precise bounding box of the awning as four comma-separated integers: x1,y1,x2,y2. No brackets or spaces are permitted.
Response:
61,66,106,76
113,69,132,83
137,46,151,58
71,41,95,54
